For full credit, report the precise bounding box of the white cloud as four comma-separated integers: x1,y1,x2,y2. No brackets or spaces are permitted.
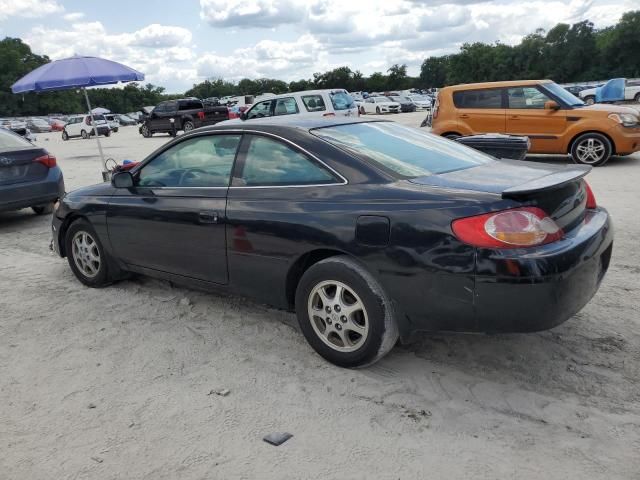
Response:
199,0,305,28
63,12,85,22
0,0,63,20
130,24,192,48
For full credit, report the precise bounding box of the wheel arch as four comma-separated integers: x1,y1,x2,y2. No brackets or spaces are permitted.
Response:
285,248,356,309
57,213,87,257
567,130,616,155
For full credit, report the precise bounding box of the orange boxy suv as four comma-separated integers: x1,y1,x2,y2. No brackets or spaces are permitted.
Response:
431,80,640,166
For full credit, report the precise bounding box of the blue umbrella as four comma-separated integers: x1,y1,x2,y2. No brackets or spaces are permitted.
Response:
11,56,144,175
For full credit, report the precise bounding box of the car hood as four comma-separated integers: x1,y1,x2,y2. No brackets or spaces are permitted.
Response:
578,103,640,115
410,159,584,195
378,102,400,106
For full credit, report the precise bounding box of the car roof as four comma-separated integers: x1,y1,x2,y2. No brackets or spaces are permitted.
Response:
260,89,349,99
442,80,552,92
200,117,389,134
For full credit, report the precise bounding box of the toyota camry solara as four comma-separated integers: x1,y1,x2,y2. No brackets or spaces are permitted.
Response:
51,118,613,367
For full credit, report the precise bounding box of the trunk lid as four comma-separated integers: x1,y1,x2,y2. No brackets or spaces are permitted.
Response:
0,147,49,186
410,160,591,232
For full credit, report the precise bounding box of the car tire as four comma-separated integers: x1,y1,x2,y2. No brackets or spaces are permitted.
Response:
62,131,69,141
635,93,640,103
376,107,381,114
141,125,152,137
295,255,399,368
570,132,612,167
105,131,111,137
183,121,195,132
32,203,54,215
584,96,596,105
64,219,114,288
81,130,88,139
359,106,365,115
443,133,461,140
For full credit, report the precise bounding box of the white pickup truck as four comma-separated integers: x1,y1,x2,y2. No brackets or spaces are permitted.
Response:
579,79,640,105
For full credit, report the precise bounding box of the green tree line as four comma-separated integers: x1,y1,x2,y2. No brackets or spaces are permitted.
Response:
1,10,638,116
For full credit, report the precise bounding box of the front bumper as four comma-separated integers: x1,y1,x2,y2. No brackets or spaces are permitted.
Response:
51,213,63,256
610,125,640,154
0,167,65,213
473,208,613,332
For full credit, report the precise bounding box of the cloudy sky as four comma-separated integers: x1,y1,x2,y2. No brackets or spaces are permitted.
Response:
0,0,634,92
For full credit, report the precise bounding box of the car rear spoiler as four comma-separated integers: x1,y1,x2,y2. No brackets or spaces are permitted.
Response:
502,165,591,198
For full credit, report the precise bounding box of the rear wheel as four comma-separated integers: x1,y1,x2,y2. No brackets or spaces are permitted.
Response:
183,121,195,132
32,203,54,215
81,130,88,139
65,219,114,287
635,93,640,103
376,107,381,114
443,132,461,140
105,130,111,137
295,256,398,368
571,132,612,167
359,106,365,115
584,96,596,105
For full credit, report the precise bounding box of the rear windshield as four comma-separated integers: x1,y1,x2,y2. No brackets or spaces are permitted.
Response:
329,91,355,111
312,122,491,177
0,128,32,151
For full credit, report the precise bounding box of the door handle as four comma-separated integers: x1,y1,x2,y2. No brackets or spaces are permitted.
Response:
198,211,219,224
459,114,470,119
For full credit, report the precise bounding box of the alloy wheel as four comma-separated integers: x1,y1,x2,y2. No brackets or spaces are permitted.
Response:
71,231,101,278
575,137,606,164
307,280,369,353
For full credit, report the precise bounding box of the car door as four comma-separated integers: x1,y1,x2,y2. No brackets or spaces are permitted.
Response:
225,133,345,305
505,86,567,153
364,97,375,113
273,97,300,118
453,88,505,135
107,133,242,284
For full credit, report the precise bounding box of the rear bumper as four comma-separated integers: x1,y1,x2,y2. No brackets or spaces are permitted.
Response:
0,167,65,212
473,208,613,332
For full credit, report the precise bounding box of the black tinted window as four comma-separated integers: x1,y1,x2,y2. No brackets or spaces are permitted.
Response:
179,100,203,110
138,135,241,188
453,89,503,108
239,136,337,186
302,95,326,112
507,87,550,109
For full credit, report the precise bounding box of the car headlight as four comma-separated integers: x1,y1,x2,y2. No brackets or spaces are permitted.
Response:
608,113,639,127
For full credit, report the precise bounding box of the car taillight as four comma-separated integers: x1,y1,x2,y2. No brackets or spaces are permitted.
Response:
323,113,336,117
34,154,56,168
85,117,91,126
197,111,205,120
451,207,563,248
585,181,597,209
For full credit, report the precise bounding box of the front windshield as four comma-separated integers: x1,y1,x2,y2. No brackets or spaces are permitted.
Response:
544,82,584,107
411,95,427,101
312,121,491,177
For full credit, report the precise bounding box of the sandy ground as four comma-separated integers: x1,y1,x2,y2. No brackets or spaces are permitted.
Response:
1,113,639,479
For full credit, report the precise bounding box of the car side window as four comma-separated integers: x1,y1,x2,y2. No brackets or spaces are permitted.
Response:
274,97,299,116
302,95,326,112
453,89,503,108
247,100,273,119
507,87,550,109
238,136,337,187
137,135,241,188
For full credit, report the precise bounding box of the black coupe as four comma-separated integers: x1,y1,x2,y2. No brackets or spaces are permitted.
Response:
51,118,613,367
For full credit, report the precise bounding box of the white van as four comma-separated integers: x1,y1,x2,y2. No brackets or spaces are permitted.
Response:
62,114,111,140
225,89,358,124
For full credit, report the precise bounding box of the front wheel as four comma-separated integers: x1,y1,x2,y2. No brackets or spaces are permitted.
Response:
295,256,398,368
584,96,596,105
571,133,612,167
635,93,640,103
61,131,69,141
81,130,88,139
376,107,381,114
65,219,114,287
141,125,152,137
105,130,111,137
183,121,194,132
359,106,365,115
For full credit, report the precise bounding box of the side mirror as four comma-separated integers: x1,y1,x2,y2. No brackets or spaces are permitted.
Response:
240,112,248,121
112,171,134,189
545,100,560,110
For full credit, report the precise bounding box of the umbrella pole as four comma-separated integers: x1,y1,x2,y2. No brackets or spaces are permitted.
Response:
82,87,107,175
